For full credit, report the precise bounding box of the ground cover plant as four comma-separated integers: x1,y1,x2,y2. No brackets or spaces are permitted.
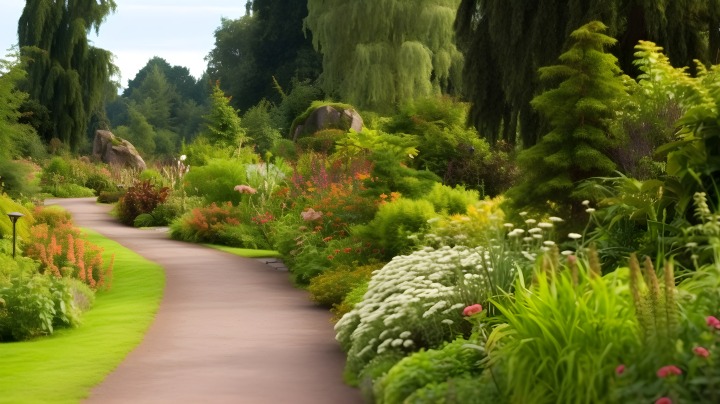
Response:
0,228,164,403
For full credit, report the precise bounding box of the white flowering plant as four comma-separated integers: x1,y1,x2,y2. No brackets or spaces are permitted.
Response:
335,245,521,377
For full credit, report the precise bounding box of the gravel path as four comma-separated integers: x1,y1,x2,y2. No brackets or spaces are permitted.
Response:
48,198,362,404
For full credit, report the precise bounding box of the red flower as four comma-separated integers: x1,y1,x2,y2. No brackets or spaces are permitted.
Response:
462,304,483,316
615,365,626,375
693,347,709,358
323,237,333,242
656,365,682,378
334,249,340,253
353,238,358,242
328,255,334,260
707,316,720,329
365,243,371,247
373,249,379,253
343,248,351,253
355,248,361,253
339,231,345,236
655,398,672,404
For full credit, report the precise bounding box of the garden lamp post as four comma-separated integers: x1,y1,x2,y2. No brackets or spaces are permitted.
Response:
6,212,25,258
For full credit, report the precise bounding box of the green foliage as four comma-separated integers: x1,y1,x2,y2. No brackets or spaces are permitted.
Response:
308,263,380,308
133,213,155,228
380,337,483,404
217,223,271,250
115,105,157,155
289,101,355,139
273,79,325,135
0,274,79,341
181,137,236,167
0,195,34,240
48,184,96,198
205,1,322,113
19,0,119,150
359,199,436,257
455,0,720,146
184,158,250,206
130,65,176,131
508,22,625,216
331,280,369,321
423,183,478,215
0,160,39,198
0,50,38,161
242,100,281,154
32,205,71,228
364,150,441,200
202,83,246,147
97,190,125,204
305,0,463,110
169,202,241,244
491,264,637,404
406,373,504,404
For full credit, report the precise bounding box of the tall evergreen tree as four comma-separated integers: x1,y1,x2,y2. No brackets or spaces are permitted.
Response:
507,22,626,216
131,65,176,131
305,0,464,110
202,83,246,147
455,0,720,147
18,0,119,150
123,56,205,104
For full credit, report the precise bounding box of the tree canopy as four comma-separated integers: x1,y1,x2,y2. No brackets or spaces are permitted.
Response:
455,0,720,147
18,0,119,150
305,0,464,111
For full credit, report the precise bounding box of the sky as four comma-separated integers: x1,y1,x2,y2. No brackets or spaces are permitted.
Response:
0,0,248,90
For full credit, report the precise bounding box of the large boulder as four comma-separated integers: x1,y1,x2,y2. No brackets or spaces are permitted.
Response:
292,105,363,141
92,130,146,170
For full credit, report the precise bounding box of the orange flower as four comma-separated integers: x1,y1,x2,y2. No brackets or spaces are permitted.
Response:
328,255,334,260
343,248,351,253
323,237,333,242
380,194,388,199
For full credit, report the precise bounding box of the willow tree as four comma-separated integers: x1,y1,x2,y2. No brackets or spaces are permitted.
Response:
18,0,118,150
507,22,626,217
455,0,720,147
304,0,464,110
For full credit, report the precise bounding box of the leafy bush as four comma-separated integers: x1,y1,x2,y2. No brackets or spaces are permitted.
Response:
48,184,95,198
336,246,492,377
181,137,236,167
0,160,40,198
363,150,441,199
32,205,72,228
84,172,115,194
332,280,369,321
134,213,155,228
217,223,272,250
184,158,250,206
308,263,381,307
422,183,478,215
380,337,484,404
270,138,299,161
0,274,80,341
116,180,169,226
0,195,34,240
169,202,241,244
242,99,281,154
357,198,436,257
406,373,504,404
97,190,126,204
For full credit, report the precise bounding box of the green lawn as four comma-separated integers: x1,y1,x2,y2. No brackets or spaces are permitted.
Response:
202,243,282,258
0,228,165,403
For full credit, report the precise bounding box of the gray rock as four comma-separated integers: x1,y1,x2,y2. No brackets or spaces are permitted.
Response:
92,130,146,170
292,105,363,141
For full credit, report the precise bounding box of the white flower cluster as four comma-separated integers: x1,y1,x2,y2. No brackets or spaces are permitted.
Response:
335,246,488,373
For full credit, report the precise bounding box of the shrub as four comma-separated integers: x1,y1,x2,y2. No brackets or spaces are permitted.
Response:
85,172,115,194
363,150,441,199
184,158,250,206
134,213,155,228
97,190,126,204
380,337,484,404
0,195,34,240
116,180,169,226
217,223,271,250
149,193,190,226
422,183,478,215
270,139,299,161
0,274,80,341
335,246,491,377
32,206,72,228
405,373,504,404
308,263,381,307
331,280,369,321
358,198,436,257
170,202,241,244
0,160,40,198
48,183,96,198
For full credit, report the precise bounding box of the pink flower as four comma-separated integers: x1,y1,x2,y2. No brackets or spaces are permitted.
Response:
300,208,323,221
234,185,257,194
693,347,709,358
656,365,682,378
615,364,626,375
706,316,720,329
655,398,672,404
462,304,483,316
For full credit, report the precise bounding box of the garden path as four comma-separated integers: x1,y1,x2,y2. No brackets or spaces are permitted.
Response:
48,198,362,404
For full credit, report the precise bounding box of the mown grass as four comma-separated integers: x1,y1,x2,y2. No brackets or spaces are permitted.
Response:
0,228,165,404
202,243,282,258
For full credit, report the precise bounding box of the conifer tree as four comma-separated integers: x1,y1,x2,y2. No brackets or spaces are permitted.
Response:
131,65,176,132
202,83,246,147
455,0,720,146
507,22,625,215
18,0,118,150
304,0,464,110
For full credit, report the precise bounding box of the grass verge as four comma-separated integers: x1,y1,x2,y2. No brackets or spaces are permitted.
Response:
202,243,282,258
0,228,165,404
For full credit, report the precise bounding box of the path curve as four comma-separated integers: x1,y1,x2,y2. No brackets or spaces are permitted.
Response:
48,198,362,404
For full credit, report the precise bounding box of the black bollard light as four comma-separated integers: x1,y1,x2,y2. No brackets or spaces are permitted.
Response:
6,212,25,259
